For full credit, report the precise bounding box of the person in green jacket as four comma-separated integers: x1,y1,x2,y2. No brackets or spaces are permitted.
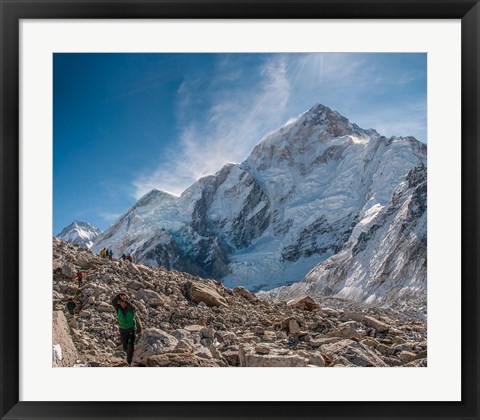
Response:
111,292,142,366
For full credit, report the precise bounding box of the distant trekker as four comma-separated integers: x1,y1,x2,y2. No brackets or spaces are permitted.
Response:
111,293,142,366
108,249,113,260
76,271,83,287
66,297,76,315
100,248,107,258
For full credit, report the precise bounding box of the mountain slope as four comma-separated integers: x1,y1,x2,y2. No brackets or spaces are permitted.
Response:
93,104,427,294
57,221,102,249
259,164,427,312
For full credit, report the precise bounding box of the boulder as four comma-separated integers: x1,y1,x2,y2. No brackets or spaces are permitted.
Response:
233,286,258,303
171,329,191,340
76,254,94,269
201,327,215,340
61,263,76,278
133,328,179,365
255,344,271,355
360,338,378,349
308,352,326,367
327,325,361,340
263,330,277,342
127,280,144,291
309,337,342,348
185,280,228,308
363,316,390,333
184,324,204,333
321,339,388,367
399,351,417,363
376,343,396,356
222,349,240,366
135,289,164,306
97,302,115,312
287,295,319,312
147,352,221,367
288,319,301,336
175,339,195,352
194,347,213,359
126,263,141,275
404,358,427,367
52,311,78,367
239,345,309,367
343,311,390,333
320,307,339,317
209,345,222,360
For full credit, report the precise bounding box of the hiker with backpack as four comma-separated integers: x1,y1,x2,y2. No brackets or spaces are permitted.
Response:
111,292,142,366
66,297,76,315
108,249,113,260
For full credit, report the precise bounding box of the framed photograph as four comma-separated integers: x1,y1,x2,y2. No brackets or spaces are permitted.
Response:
1,0,478,419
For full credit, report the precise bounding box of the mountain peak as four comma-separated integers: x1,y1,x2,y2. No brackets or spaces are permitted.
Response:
56,220,102,249
135,189,177,208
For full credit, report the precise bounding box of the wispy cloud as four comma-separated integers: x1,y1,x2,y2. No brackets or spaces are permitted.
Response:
133,55,291,198
132,53,426,198
99,212,122,223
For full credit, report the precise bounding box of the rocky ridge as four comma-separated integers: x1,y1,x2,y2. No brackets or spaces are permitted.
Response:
53,238,426,368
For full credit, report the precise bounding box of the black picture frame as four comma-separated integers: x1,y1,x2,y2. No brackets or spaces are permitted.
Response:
1,1,479,419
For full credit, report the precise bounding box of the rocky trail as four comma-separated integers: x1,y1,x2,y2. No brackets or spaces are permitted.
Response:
53,239,426,368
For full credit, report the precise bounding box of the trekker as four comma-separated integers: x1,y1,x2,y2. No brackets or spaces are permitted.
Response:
108,249,113,260
100,248,107,258
111,293,142,366
120,253,126,261
66,297,76,315
76,271,83,287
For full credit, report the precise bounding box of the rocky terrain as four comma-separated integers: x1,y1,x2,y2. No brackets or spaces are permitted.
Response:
53,238,426,368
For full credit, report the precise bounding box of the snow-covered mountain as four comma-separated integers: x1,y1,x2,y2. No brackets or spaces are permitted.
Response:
57,221,102,249
259,164,427,310
93,104,427,297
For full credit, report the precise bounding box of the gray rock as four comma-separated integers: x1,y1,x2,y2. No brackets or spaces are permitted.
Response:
321,339,388,367
97,302,115,312
255,344,271,355
239,345,308,367
133,328,179,365
135,289,164,307
288,319,301,336
61,263,76,278
233,287,258,303
201,327,215,339
52,311,78,367
376,343,395,356
287,295,319,311
185,280,228,308
171,329,191,340
399,351,417,363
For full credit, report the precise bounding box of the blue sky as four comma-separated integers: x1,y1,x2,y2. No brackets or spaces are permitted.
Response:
53,53,426,234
